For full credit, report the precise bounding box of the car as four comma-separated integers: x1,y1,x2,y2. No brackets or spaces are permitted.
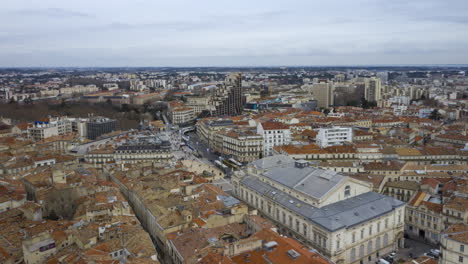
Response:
430,249,440,256
383,256,394,263
424,252,437,259
377,258,390,264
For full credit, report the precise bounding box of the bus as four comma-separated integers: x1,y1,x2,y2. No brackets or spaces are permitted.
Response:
214,160,229,171
229,158,242,167
222,159,239,170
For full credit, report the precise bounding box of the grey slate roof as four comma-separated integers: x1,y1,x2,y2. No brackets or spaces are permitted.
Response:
250,155,346,199
240,176,404,232
217,195,240,208
250,155,295,170
263,166,345,199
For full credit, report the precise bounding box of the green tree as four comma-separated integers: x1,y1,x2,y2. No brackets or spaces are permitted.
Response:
429,109,442,120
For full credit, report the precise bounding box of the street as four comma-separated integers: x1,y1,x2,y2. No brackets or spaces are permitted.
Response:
162,119,233,191
184,132,219,162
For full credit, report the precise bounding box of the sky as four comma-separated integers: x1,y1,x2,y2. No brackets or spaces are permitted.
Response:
1,0,468,67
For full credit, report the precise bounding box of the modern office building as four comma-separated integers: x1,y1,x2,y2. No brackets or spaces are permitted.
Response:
316,127,353,148
85,117,117,140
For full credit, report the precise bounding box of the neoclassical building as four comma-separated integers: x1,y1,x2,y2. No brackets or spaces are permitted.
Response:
232,155,405,264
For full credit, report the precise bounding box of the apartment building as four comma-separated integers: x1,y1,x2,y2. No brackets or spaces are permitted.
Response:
210,73,243,116
310,81,334,109
257,121,291,156
218,129,263,163
406,187,468,245
85,135,173,166
59,84,99,95
196,118,235,145
28,117,72,141
440,224,468,264
185,96,210,115
232,155,406,264
364,77,382,102
169,107,195,125
316,127,353,148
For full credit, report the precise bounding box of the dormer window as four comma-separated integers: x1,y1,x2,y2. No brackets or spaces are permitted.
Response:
345,185,351,197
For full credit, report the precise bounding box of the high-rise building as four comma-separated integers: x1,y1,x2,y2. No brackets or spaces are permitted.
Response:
364,77,382,102
376,72,388,84
311,80,334,109
211,73,243,116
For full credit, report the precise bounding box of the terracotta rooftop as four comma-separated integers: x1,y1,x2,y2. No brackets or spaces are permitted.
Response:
260,121,289,130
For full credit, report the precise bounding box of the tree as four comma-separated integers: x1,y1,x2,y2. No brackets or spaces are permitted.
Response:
23,97,33,104
429,109,442,120
121,104,130,112
361,97,377,109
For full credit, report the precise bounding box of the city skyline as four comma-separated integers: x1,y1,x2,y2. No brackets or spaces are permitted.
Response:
1,0,468,67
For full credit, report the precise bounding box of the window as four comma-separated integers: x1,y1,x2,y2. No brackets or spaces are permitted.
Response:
369,225,373,235
337,240,340,250
385,218,389,228
345,185,351,197
461,244,465,252
352,233,356,243
377,222,381,232
361,229,365,239
303,224,307,237
350,248,356,262
459,256,463,263
289,216,293,227
296,220,300,232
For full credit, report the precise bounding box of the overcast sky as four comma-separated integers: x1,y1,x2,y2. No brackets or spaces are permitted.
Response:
1,0,468,67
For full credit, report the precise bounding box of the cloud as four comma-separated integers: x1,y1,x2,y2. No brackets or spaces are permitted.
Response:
13,8,92,18
0,0,467,66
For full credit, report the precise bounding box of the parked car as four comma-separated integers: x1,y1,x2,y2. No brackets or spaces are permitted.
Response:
430,249,440,257
383,256,394,263
377,258,390,264
424,252,437,259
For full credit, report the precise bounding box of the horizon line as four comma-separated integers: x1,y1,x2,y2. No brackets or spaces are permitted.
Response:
1,64,468,69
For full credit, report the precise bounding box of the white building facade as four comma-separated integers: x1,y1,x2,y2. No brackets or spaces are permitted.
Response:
256,122,292,156
316,127,353,148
